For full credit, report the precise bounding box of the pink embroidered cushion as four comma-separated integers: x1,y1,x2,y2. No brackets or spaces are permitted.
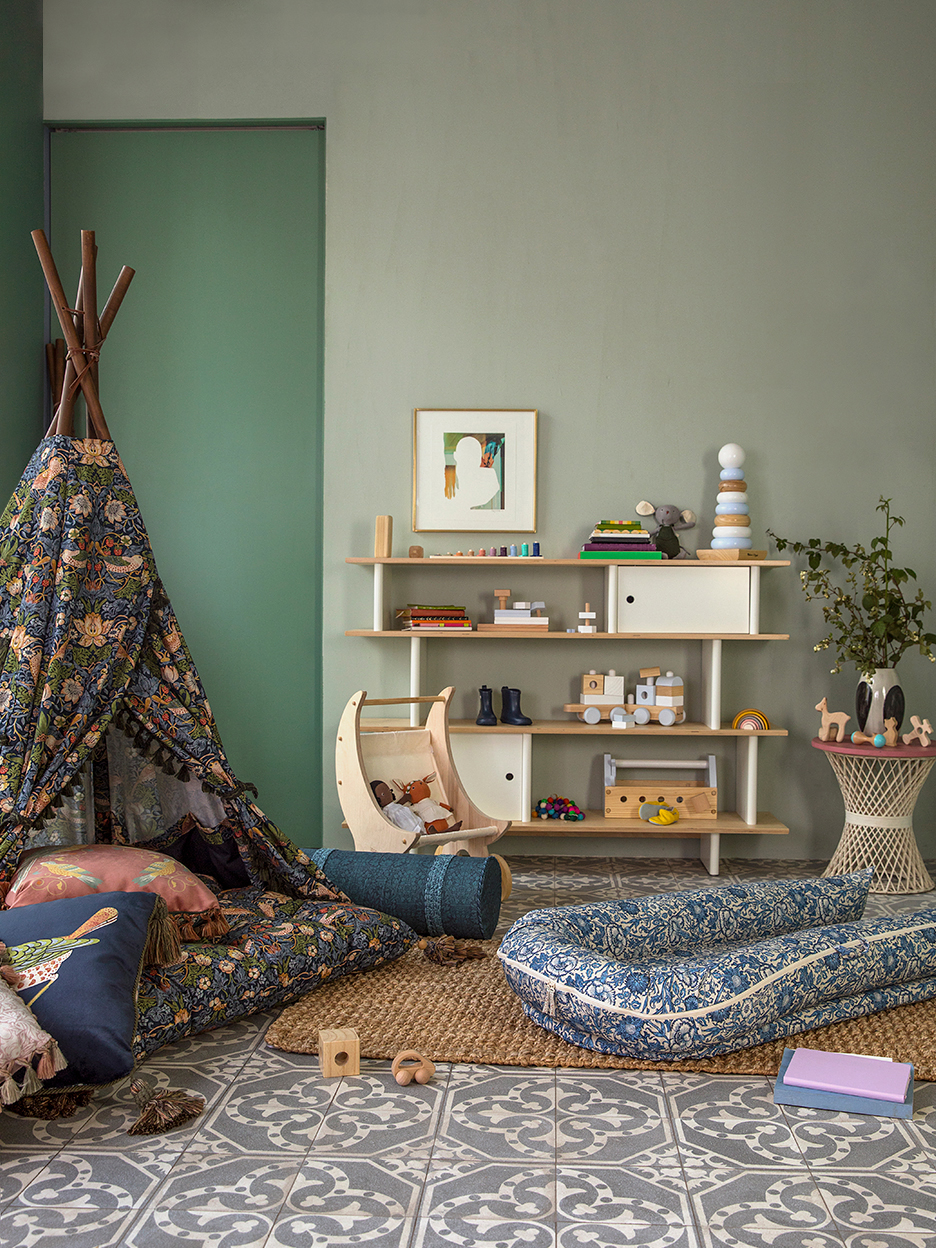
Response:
4,846,229,948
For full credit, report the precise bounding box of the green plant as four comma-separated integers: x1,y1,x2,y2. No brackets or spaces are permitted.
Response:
768,497,936,676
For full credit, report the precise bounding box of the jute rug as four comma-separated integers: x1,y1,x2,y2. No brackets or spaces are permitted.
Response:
266,940,936,1078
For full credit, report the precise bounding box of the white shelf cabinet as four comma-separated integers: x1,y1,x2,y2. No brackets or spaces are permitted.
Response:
346,557,790,874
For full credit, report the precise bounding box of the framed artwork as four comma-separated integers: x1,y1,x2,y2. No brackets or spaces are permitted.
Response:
412,409,537,532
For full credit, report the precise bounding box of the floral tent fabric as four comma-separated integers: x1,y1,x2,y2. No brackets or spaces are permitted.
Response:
0,434,334,900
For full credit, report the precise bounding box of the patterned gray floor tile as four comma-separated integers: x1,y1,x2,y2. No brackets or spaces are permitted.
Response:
283,1156,430,1218
14,1145,184,1210
145,1013,273,1065
196,1052,339,1154
559,1224,700,1247
412,1214,556,1247
122,1206,275,1246
433,1066,556,1160
686,1167,835,1232
556,1072,678,1164
781,1105,932,1171
0,1205,143,1247
0,1154,58,1211
667,1076,806,1168
556,1164,693,1225
267,1212,415,1246
812,1171,936,1235
840,1234,936,1248
418,1161,555,1221
0,1106,94,1151
698,1226,844,1247
146,1144,301,1212
309,1069,446,1158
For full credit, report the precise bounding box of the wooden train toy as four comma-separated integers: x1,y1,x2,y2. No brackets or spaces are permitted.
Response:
564,666,686,727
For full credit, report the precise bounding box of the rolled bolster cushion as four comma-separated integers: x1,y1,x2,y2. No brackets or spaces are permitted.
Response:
310,848,501,939
496,870,936,1058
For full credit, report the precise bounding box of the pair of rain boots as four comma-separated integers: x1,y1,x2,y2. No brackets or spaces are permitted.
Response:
476,685,531,727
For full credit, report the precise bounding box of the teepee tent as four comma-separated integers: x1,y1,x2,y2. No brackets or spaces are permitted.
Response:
0,231,323,902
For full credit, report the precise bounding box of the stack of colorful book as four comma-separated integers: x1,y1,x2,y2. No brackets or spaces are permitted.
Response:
773,1047,915,1118
580,521,663,560
396,604,473,631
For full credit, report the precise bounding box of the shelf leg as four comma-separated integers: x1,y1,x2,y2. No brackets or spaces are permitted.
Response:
737,734,758,825
605,564,618,633
699,832,721,876
409,635,423,726
373,562,388,631
700,639,722,729
748,565,760,635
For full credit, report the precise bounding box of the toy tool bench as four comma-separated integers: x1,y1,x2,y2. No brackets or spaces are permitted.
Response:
346,553,790,874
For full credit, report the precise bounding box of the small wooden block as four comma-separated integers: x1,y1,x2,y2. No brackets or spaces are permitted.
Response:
494,588,511,611
582,674,604,695
375,515,393,558
639,667,662,679
319,1028,360,1078
408,545,424,559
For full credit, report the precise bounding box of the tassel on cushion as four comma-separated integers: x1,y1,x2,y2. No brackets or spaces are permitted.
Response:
142,896,183,967
170,906,230,944
35,1039,68,1081
128,1074,204,1136
7,1088,94,1119
418,935,487,965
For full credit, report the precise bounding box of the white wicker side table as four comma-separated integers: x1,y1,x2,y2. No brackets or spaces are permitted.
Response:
813,737,936,894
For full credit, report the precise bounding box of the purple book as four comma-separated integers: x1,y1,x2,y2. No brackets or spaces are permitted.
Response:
784,1049,913,1103
582,542,656,551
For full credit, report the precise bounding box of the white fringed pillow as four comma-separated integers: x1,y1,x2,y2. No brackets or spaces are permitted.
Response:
0,945,67,1105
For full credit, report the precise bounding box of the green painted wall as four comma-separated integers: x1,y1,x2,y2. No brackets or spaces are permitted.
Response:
0,0,44,499
42,1,936,860
49,127,325,847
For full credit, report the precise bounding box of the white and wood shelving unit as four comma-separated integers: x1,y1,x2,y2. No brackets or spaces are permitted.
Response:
346,556,790,874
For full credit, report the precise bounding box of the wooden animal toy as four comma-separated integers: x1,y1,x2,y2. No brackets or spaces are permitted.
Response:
394,773,463,835
635,501,697,559
391,1050,436,1086
815,697,850,742
903,716,933,748
883,717,900,747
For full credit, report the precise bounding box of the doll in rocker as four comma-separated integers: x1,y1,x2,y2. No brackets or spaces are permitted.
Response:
393,773,463,835
370,780,426,835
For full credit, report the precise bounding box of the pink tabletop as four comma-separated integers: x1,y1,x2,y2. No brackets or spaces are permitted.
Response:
811,737,936,759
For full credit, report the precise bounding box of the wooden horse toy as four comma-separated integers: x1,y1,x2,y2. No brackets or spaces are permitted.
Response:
903,716,933,748
815,697,851,743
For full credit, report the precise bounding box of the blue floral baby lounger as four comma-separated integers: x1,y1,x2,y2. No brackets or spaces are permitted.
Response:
498,871,936,1060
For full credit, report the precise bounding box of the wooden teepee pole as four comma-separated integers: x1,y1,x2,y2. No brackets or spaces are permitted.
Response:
32,229,111,441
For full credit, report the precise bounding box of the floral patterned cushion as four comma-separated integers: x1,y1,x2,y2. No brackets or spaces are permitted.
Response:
133,886,418,1059
498,870,936,1059
4,845,229,950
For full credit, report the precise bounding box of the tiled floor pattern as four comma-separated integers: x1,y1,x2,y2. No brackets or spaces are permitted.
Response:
2,856,936,1246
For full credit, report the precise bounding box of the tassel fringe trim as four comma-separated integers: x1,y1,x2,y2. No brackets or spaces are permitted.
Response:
171,906,230,944
418,935,487,965
0,1038,68,1105
128,1075,205,1135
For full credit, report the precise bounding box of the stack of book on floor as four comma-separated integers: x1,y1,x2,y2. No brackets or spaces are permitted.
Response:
396,604,473,631
478,602,549,632
580,520,663,560
773,1047,915,1118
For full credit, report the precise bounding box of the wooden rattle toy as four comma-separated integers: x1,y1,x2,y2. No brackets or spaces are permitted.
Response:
391,1050,436,1086
815,697,850,743
850,720,899,748
903,716,933,748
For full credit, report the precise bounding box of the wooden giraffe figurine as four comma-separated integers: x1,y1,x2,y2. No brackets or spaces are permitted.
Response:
815,697,851,743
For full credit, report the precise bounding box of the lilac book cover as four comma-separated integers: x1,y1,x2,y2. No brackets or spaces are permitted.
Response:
785,1049,912,1103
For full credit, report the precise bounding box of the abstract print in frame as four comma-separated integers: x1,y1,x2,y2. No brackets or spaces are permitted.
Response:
412,409,537,532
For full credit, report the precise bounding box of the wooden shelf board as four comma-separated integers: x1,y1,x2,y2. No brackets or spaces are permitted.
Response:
506,811,789,836
358,718,787,737
347,557,790,567
347,630,790,640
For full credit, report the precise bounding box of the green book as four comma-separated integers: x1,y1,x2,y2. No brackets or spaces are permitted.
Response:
579,550,663,560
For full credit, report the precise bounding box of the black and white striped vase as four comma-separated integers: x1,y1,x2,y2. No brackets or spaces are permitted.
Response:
855,668,905,737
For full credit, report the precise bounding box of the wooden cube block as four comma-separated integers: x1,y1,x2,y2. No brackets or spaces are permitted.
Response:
374,516,393,558
604,674,625,699
581,673,604,695
319,1027,360,1078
